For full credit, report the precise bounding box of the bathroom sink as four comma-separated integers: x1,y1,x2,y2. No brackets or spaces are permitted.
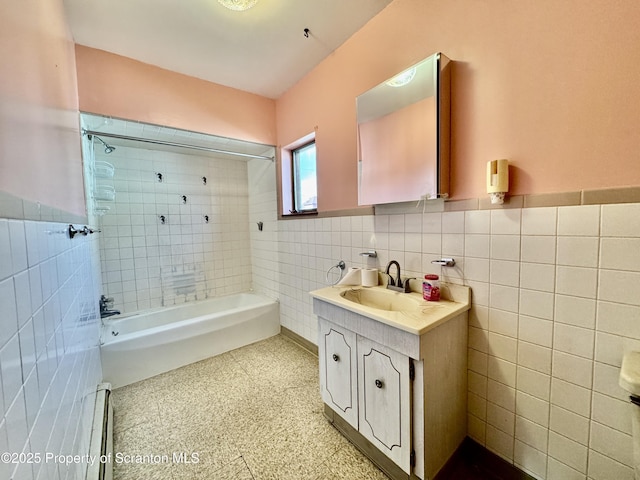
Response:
340,288,426,312
310,284,471,336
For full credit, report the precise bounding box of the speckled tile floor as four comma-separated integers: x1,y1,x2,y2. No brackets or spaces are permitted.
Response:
111,334,391,480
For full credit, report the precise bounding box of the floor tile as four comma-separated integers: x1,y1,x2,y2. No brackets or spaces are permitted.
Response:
110,334,514,480
317,443,390,480
112,335,369,480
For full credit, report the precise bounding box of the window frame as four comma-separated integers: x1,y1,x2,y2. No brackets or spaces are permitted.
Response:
291,140,317,213
279,131,317,218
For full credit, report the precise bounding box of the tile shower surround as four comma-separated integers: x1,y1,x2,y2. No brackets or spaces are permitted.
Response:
96,145,253,314
277,203,640,480
0,218,102,480
247,158,279,301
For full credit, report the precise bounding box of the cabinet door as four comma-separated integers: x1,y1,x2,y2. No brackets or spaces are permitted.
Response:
318,318,358,429
357,335,411,473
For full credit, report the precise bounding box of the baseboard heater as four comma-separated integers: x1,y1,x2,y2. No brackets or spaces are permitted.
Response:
88,383,113,480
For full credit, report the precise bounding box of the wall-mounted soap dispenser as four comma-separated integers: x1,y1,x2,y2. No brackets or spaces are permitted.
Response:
487,159,509,204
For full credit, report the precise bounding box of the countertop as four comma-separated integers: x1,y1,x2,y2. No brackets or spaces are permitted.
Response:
309,283,471,336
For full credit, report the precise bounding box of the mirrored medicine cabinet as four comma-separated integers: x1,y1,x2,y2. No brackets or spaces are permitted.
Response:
357,52,451,205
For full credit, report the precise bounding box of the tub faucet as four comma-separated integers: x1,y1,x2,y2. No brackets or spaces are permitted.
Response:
385,261,413,293
99,295,112,312
100,295,121,319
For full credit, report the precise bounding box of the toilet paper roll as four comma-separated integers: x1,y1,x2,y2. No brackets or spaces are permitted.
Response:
361,268,379,287
338,267,361,286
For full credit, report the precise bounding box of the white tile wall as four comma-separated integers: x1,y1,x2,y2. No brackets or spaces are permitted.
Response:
96,146,253,314
0,218,102,480
275,202,640,479
248,158,279,300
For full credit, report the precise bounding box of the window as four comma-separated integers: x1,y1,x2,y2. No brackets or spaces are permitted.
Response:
279,131,318,217
292,141,317,212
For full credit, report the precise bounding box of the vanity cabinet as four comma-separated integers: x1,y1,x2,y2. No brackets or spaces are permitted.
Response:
319,318,412,472
319,318,358,429
357,335,412,472
312,284,470,480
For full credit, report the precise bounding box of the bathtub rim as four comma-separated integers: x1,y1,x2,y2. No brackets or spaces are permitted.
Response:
103,291,276,323
100,292,278,346
99,292,281,388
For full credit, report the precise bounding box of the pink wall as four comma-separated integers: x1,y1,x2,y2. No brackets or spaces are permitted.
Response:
0,0,85,216
276,0,640,208
75,46,277,146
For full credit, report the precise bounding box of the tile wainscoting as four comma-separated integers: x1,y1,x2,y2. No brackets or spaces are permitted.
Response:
0,215,102,480
277,202,640,480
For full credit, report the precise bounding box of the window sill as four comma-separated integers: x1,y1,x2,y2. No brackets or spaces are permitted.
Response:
280,210,318,220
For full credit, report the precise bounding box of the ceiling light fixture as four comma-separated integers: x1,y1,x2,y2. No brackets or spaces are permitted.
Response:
218,0,258,11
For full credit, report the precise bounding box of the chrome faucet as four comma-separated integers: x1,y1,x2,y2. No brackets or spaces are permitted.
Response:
99,295,121,319
385,261,413,293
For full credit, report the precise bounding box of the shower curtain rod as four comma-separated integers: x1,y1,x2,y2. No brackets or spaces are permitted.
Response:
82,129,275,161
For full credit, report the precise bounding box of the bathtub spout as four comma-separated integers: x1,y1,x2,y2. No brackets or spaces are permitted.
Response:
101,309,121,319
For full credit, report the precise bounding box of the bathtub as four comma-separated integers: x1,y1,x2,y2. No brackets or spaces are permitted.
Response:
100,293,280,388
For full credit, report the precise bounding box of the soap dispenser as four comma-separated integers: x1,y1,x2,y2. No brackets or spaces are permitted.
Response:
487,159,509,204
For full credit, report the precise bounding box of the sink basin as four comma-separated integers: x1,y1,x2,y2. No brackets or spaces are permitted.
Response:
340,288,424,312
311,283,471,336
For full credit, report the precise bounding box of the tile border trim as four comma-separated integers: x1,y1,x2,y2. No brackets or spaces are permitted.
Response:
382,186,640,215
0,190,87,223
4,185,638,222
289,186,640,218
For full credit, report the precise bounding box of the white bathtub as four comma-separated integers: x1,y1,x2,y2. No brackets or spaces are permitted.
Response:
100,293,280,388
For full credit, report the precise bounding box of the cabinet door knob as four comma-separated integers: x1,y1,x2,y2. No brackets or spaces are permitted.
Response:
332,354,339,362
375,379,383,389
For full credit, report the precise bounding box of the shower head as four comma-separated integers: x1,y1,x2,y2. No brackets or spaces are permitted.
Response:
92,135,116,154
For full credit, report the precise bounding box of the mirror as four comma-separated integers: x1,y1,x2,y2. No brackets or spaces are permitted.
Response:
357,52,450,205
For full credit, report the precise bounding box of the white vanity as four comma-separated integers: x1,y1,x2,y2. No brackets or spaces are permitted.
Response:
310,283,470,480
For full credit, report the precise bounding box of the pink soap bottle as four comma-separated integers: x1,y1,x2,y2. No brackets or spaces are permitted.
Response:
422,274,440,301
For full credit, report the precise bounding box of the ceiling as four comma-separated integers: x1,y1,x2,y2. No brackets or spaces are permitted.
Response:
63,0,393,99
